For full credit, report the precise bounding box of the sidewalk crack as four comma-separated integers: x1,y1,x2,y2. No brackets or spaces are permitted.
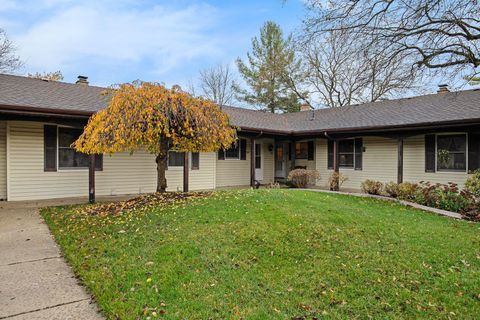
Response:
0,298,91,319
3,256,61,266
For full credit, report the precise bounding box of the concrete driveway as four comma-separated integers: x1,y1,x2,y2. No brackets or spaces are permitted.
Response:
0,198,104,320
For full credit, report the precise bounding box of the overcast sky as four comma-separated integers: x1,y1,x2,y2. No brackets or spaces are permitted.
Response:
0,0,305,88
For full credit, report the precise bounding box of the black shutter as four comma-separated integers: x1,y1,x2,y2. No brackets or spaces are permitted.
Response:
240,139,247,160
44,125,57,172
327,140,334,169
288,142,292,160
307,141,314,160
468,133,480,172
191,152,200,170
218,149,225,160
94,154,103,171
354,138,363,170
425,134,436,172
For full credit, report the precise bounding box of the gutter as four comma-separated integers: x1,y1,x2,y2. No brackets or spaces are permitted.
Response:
292,118,480,136
2,104,479,136
0,104,93,119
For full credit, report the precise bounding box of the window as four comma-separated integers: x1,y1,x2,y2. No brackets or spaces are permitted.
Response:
218,139,247,160
168,151,185,167
295,142,308,159
338,139,354,168
437,134,466,171
44,125,57,171
191,152,200,170
225,143,239,159
255,144,261,169
328,138,362,170
58,127,102,170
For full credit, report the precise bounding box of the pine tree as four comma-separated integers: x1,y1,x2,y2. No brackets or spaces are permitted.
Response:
236,21,301,113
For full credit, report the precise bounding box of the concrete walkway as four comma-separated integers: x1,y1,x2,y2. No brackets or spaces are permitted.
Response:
0,198,112,319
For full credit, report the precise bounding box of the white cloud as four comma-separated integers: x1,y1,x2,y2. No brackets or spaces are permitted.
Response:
10,1,224,79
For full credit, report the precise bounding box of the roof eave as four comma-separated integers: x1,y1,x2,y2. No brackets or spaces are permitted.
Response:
0,104,93,119
292,118,480,136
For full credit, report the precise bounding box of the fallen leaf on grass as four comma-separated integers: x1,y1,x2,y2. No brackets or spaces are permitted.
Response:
75,192,212,216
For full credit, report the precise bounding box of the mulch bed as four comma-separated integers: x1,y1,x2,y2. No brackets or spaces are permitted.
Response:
79,192,211,216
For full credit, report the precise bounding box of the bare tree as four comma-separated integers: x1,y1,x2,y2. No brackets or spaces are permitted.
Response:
199,64,236,106
185,79,198,97
0,29,22,72
302,0,480,72
294,31,421,108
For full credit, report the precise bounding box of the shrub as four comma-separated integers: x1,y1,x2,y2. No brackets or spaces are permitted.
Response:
437,189,471,213
384,180,479,219
412,181,439,207
361,180,384,195
287,169,320,188
412,182,474,214
328,172,348,191
384,182,400,198
465,169,480,198
397,182,418,201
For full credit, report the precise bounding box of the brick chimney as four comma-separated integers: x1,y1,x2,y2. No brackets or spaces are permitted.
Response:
437,84,450,93
76,75,89,85
300,103,311,112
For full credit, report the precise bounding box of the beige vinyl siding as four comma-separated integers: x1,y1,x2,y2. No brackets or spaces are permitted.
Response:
316,134,472,191
216,138,251,187
7,121,216,201
404,135,470,187
190,152,216,190
0,121,6,200
316,139,328,185
316,137,398,190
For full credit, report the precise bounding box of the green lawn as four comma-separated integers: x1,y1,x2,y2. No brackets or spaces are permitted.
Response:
41,189,480,319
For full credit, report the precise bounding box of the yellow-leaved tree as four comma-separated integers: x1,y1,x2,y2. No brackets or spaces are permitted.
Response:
74,81,237,192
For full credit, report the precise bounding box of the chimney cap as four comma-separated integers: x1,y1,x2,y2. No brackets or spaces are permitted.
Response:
76,75,89,85
300,103,311,112
437,84,450,93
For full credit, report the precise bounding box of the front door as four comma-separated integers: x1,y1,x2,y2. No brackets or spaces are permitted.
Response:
255,143,263,181
275,142,286,178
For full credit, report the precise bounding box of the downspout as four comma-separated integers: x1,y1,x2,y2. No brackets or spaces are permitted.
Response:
254,131,264,139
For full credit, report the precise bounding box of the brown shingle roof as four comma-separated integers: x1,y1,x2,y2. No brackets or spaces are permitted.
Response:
0,74,107,113
284,91,480,132
1,73,480,133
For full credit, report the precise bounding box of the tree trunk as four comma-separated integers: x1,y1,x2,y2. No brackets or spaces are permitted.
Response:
156,138,169,192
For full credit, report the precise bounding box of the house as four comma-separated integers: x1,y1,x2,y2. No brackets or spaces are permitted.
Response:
0,74,479,201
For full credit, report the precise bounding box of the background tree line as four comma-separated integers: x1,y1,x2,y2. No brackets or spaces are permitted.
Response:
2,0,479,112
194,0,479,112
